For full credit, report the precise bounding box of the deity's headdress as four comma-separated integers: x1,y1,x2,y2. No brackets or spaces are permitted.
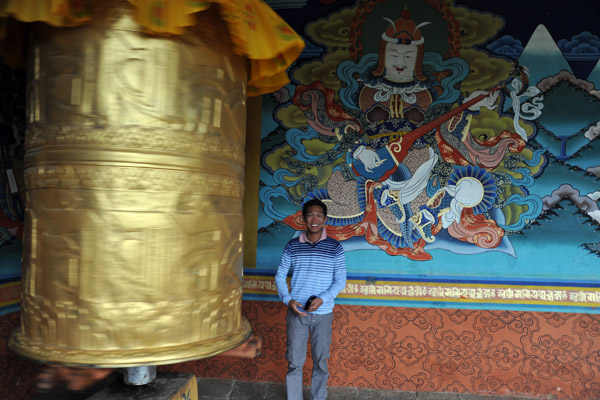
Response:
372,6,430,80
381,7,430,45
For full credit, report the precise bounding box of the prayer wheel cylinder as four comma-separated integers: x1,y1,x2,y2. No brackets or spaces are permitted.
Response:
8,1,252,366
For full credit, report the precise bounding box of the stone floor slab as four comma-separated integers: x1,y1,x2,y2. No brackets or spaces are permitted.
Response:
197,377,235,399
33,376,540,400
229,380,287,400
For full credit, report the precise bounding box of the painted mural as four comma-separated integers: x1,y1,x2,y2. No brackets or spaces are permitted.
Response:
249,0,600,312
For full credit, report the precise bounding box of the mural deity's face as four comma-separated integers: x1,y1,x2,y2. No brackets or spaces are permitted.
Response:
384,42,418,83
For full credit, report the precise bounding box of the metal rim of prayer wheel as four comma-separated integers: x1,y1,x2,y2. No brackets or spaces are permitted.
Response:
8,0,252,367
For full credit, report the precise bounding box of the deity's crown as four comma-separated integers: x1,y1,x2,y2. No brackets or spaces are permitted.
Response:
382,7,431,45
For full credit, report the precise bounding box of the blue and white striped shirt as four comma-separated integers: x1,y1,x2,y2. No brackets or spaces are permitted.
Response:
275,236,346,315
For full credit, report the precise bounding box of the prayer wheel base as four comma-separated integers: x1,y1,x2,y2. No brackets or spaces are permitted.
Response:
8,318,252,368
87,372,198,400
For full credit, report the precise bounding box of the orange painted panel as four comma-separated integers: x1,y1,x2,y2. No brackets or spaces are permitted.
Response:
2,302,600,399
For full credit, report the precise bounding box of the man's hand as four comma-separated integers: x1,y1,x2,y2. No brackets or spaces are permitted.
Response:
288,299,307,316
306,297,323,312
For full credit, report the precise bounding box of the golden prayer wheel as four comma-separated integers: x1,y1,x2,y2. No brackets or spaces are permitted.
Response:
8,0,252,367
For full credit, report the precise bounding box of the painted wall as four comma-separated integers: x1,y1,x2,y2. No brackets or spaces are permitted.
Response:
238,0,600,398
249,0,600,312
174,302,600,399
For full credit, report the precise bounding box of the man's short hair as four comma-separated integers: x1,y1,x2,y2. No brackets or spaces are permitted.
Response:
302,198,327,219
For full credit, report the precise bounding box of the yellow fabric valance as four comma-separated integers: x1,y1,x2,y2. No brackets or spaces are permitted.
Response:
0,0,304,96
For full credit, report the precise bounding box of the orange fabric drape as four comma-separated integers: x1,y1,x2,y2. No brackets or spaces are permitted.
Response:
0,0,304,96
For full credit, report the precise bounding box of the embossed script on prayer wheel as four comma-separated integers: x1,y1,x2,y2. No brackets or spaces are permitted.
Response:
8,2,251,366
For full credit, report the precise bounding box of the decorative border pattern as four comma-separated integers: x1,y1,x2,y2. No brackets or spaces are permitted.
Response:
243,271,600,313
0,281,20,316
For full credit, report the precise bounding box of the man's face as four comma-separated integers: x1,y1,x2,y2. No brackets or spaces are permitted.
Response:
384,42,418,83
304,205,326,235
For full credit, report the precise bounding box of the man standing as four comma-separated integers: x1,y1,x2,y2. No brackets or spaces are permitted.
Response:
275,198,347,400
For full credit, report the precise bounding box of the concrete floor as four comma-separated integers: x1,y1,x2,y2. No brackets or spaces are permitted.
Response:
196,378,538,400
33,374,539,400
